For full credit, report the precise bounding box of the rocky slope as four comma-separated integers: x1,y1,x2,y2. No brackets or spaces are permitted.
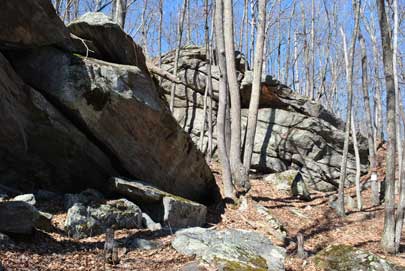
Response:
156,47,369,191
0,3,218,203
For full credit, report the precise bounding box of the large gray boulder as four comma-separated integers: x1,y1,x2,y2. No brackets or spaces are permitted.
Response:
8,47,217,203
0,52,115,192
68,12,147,72
156,47,368,191
163,196,207,228
65,199,143,239
172,227,286,271
0,0,71,50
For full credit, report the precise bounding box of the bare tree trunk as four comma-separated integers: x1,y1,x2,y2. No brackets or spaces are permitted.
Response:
169,0,188,112
393,0,403,254
238,0,248,52
293,31,300,93
310,0,315,100
158,0,163,68
214,0,234,201
111,0,117,21
223,0,250,193
141,0,148,56
284,3,295,85
336,0,360,217
199,0,214,160
359,32,379,206
243,0,266,169
277,0,281,80
249,0,256,66
393,0,401,190
115,0,127,29
377,0,397,254
351,113,362,210
55,0,62,15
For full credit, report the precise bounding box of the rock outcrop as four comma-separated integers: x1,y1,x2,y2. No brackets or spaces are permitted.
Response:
0,52,116,192
0,7,217,203
156,47,368,191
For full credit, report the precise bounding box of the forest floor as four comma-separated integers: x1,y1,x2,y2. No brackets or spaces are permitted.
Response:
1,160,405,270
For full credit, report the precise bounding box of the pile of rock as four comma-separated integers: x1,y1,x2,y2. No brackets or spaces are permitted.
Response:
156,47,369,191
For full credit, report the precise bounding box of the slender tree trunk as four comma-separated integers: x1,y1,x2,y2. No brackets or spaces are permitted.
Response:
377,0,397,254
393,0,401,190
336,0,360,217
284,3,295,85
158,0,163,68
115,0,127,29
223,0,250,193
243,0,266,169
141,0,148,56
310,0,315,100
199,0,214,159
351,113,362,210
293,31,300,93
249,0,256,66
169,0,188,112
393,0,403,254
214,0,235,201
359,32,379,206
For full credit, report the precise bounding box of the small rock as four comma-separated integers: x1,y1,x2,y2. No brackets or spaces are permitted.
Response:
65,199,142,239
179,261,208,271
263,170,311,200
142,213,162,231
35,211,53,231
0,232,11,244
238,196,248,211
12,194,36,206
345,195,356,210
163,196,207,228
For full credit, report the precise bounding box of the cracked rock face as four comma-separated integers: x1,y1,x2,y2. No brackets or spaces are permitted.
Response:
156,47,369,191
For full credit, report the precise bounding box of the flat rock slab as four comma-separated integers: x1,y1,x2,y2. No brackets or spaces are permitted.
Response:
111,177,166,204
112,177,207,228
12,194,36,206
172,227,286,271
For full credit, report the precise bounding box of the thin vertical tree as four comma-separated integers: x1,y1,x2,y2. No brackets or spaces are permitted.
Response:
336,0,361,217
359,32,379,206
223,0,250,193
377,0,397,253
169,0,188,112
214,0,235,200
243,0,267,169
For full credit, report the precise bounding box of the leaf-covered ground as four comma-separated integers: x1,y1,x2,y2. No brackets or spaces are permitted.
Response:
1,155,405,270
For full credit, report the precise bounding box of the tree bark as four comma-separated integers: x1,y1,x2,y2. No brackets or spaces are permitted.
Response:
377,0,397,254
243,0,266,169
351,113,362,210
336,0,360,217
214,0,234,201
223,0,249,193
359,32,379,206
169,0,188,112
